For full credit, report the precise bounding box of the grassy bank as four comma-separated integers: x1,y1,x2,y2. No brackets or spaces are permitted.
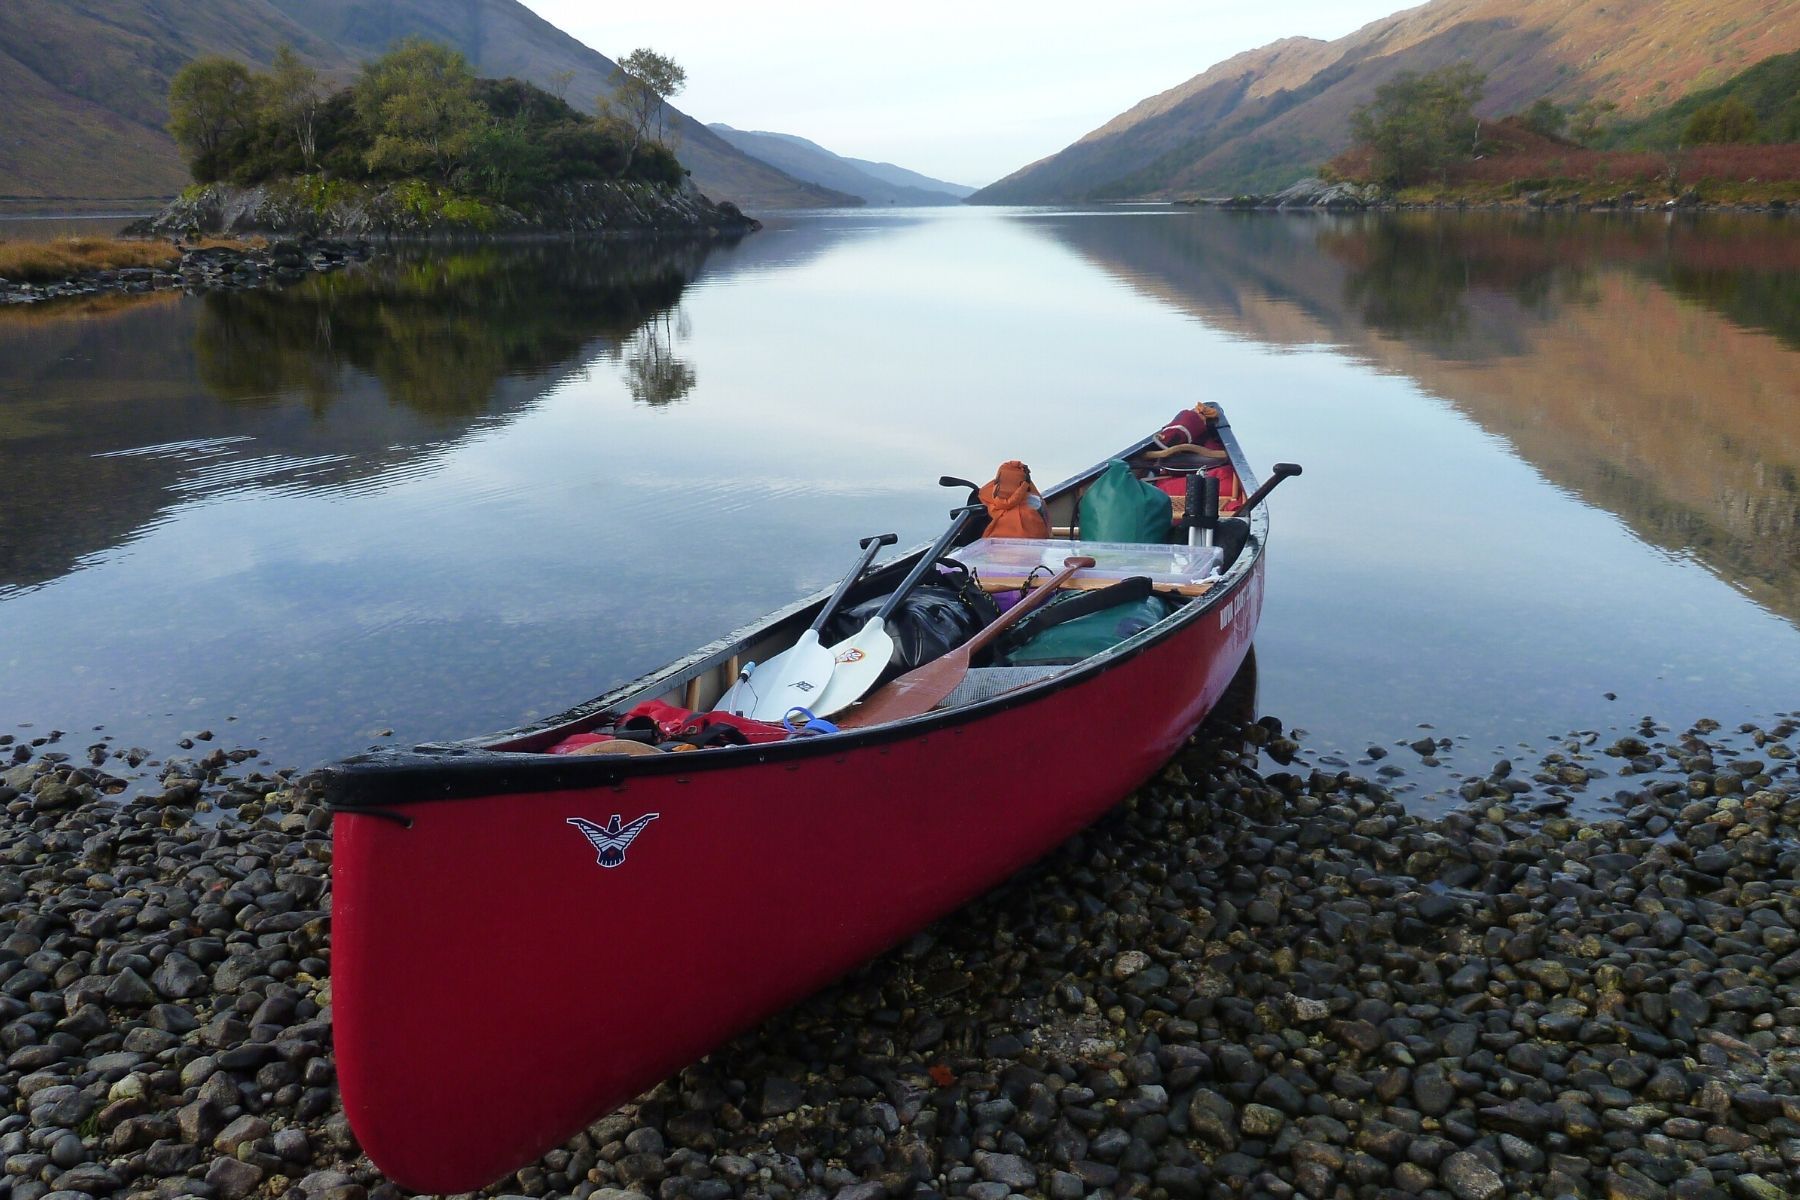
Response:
0,235,258,284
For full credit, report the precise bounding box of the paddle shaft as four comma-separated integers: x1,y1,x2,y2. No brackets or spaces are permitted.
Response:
873,505,986,623
839,556,1095,728
807,504,986,717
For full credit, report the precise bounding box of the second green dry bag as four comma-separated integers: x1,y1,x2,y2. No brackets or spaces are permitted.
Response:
1078,459,1171,543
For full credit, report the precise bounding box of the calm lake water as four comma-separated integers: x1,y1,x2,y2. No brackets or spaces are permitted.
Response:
2,207,1797,808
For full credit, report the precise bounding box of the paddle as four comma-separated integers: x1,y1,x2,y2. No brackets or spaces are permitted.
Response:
1239,462,1303,515
717,532,898,719
838,556,1096,728
809,504,986,718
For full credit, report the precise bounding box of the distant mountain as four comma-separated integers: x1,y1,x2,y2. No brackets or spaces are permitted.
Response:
263,0,856,209
0,0,340,206
972,0,1800,203
0,0,854,211
708,125,972,206
843,158,975,201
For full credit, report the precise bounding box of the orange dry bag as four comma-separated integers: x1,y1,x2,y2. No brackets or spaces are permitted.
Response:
978,460,1050,539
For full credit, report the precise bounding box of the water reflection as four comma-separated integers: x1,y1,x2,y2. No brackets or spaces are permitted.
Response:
2,208,1796,798
0,239,725,595
1038,210,1800,628
622,311,697,407
195,243,706,418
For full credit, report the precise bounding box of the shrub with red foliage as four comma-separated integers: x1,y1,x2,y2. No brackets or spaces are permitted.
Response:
1327,116,1800,190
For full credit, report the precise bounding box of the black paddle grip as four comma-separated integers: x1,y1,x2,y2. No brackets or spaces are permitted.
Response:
859,533,900,549
1239,462,1303,516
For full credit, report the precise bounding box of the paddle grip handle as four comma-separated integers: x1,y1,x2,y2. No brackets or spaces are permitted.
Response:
1239,462,1302,516
873,505,984,623
812,533,898,634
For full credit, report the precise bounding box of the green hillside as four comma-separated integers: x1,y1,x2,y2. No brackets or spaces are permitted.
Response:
973,0,1800,203
1609,49,1800,148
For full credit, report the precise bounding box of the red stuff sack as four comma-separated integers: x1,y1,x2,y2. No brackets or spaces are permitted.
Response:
1155,402,1224,450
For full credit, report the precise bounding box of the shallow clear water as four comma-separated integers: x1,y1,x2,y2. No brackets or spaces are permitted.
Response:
1,207,1796,806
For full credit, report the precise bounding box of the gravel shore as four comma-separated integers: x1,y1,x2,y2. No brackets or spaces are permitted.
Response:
2,708,1796,1200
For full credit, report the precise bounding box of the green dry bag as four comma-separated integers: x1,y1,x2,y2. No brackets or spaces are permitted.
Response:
1078,459,1171,543
1001,577,1173,666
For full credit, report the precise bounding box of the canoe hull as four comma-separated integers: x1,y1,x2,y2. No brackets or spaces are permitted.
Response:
331,553,1265,1192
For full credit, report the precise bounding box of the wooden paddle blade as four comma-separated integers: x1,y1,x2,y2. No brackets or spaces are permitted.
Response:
836,648,971,728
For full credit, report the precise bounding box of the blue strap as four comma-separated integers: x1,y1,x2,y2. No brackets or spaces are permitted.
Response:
782,707,839,737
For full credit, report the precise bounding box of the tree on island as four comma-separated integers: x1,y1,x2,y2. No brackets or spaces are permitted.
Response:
355,38,486,181
263,46,328,172
609,49,688,169
163,39,686,206
168,57,258,182
1348,63,1487,187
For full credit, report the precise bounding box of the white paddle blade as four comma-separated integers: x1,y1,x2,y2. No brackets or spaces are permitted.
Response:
748,633,838,722
811,621,895,717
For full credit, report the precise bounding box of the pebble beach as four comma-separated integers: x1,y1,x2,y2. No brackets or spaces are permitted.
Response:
3,706,1797,1200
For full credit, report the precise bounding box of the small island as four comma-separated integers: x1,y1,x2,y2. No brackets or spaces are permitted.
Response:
134,39,757,241
0,41,757,306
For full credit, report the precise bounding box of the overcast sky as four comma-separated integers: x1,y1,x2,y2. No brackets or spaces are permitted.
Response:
516,1,1414,187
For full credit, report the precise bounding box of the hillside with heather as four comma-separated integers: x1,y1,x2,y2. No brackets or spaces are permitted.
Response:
0,0,850,211
972,0,1800,203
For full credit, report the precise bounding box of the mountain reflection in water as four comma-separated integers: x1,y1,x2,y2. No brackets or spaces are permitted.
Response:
1,208,1795,793
1040,210,1800,628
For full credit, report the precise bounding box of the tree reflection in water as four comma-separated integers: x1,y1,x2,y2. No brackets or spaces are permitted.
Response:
621,309,697,407
193,239,716,419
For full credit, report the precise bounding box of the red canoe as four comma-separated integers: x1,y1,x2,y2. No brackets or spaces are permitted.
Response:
320,410,1283,1193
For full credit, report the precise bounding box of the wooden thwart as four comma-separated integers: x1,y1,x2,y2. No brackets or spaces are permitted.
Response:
974,574,1215,597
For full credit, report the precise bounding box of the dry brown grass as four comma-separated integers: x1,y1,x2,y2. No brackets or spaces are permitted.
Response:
0,235,265,285
0,236,179,283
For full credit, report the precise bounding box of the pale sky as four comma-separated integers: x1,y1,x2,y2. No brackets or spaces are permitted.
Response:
516,1,1414,187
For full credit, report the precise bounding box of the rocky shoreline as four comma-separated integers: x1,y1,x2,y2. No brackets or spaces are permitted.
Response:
1184,177,1794,215
0,239,376,307
2,706,1796,1200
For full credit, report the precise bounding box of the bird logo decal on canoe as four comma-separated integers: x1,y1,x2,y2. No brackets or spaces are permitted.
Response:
566,813,659,868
